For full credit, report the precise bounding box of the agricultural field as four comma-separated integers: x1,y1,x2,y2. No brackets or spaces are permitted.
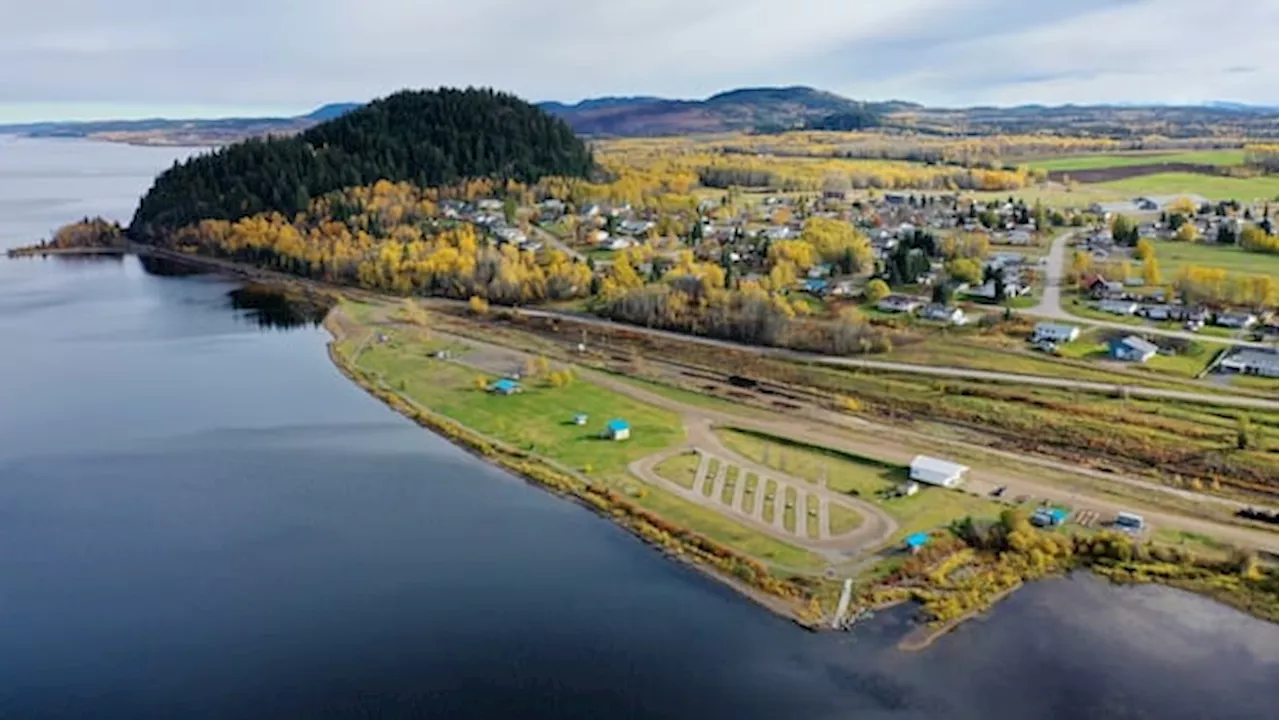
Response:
1023,150,1248,172
1153,239,1280,278
1094,173,1278,202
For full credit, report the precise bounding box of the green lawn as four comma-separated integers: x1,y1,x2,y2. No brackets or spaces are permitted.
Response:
354,340,685,481
783,486,798,534
805,494,820,539
828,504,863,535
631,481,825,570
1024,150,1248,172
653,451,700,489
762,479,779,524
741,473,759,513
1095,173,1279,202
1153,239,1279,278
721,465,740,505
702,457,720,497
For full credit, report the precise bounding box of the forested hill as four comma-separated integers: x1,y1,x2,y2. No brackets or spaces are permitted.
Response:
129,88,593,241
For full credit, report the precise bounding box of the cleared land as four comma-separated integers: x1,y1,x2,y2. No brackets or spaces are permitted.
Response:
653,451,699,489
1024,150,1248,171
355,335,684,481
1153,240,1279,278
716,428,1007,543
1094,173,1278,201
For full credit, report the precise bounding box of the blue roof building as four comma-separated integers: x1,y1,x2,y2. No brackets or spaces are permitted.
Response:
905,532,931,552
489,378,521,395
1108,335,1158,363
605,418,631,441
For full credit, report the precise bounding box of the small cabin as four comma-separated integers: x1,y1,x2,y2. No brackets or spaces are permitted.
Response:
905,532,930,554
573,413,589,426
604,418,631,441
488,378,521,396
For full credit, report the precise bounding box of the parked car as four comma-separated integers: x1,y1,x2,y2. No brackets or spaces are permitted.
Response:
991,485,1008,498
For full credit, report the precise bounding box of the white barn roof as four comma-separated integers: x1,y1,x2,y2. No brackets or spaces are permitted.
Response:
909,455,969,487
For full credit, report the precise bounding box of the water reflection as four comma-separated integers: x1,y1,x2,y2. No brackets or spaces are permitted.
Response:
136,253,211,277
228,283,333,330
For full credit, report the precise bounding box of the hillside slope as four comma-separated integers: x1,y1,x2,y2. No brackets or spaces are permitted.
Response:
130,88,592,240
540,86,888,136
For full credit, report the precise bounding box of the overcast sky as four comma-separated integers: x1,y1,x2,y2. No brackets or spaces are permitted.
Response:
2,0,1277,122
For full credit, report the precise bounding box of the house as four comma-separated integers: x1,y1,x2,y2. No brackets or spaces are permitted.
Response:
1032,322,1080,344
1006,230,1033,245
803,278,829,296
1215,312,1257,329
617,219,654,236
762,226,794,241
489,379,522,395
905,532,930,554
1218,348,1280,378
604,418,631,441
600,236,633,251
967,280,1029,300
1097,299,1139,316
909,455,969,488
1141,304,1176,321
1108,335,1159,363
877,294,922,313
476,198,503,212
919,304,966,325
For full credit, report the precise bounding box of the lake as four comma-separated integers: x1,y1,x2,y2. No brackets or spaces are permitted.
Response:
0,136,1275,719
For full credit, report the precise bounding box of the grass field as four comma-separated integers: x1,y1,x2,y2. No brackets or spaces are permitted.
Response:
721,465,740,505
1094,173,1279,202
354,334,685,482
702,457,720,497
783,486,798,534
1024,150,1248,171
653,451,699,489
631,480,824,570
741,473,759,513
828,504,863,535
604,374,776,418
716,428,1005,542
1153,239,1279,278
762,479,778,524
805,494,820,539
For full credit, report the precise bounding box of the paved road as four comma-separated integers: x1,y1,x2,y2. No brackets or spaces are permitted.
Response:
1029,231,1073,319
511,306,1277,409
1023,231,1274,350
529,225,587,263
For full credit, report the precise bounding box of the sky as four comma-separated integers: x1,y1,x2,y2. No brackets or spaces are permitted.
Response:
1,0,1277,122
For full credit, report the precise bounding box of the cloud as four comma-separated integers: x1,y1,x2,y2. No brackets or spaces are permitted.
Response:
0,0,1275,120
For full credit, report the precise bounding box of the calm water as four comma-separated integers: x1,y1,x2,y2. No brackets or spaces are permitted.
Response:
0,136,1275,719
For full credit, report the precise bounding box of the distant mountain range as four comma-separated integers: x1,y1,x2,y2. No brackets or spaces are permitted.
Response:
0,103,363,146
1,87,1275,146
538,86,915,136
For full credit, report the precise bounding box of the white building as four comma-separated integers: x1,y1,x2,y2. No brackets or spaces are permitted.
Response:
909,456,969,488
1032,322,1080,344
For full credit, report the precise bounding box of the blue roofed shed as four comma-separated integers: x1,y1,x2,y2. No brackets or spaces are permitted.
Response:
605,418,631,441
489,378,521,395
905,532,930,553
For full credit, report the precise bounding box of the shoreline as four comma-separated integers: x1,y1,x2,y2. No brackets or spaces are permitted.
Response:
320,308,824,631
11,244,1275,635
